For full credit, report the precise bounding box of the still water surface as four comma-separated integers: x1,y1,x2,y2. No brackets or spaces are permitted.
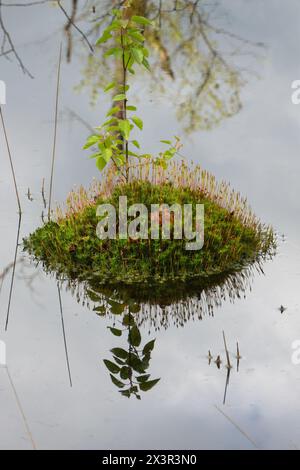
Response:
1,1,300,450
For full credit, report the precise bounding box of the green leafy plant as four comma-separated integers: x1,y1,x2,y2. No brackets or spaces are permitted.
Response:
83,3,180,181
103,302,160,399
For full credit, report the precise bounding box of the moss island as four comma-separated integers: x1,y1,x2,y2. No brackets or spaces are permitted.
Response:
23,161,276,285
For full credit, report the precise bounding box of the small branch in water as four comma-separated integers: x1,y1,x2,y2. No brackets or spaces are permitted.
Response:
223,367,231,405
236,341,241,372
41,178,47,209
222,330,232,370
57,283,72,387
48,42,62,221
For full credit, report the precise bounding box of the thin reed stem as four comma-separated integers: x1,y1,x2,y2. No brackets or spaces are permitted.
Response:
5,213,22,331
48,42,62,221
0,106,22,215
57,283,72,387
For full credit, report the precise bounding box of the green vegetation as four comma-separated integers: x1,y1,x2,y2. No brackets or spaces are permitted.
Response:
23,162,275,285
23,4,275,295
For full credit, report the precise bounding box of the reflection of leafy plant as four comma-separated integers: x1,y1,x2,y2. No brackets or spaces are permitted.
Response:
103,304,160,399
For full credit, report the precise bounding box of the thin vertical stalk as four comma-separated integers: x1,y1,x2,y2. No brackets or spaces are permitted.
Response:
223,367,231,405
121,29,129,182
5,213,22,331
0,106,22,215
48,42,62,221
222,330,232,369
57,283,72,387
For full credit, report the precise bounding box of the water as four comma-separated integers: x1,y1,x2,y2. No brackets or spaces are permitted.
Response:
1,0,300,450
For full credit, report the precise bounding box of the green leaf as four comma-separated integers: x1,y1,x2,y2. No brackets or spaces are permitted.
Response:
129,325,141,347
93,305,106,316
108,299,125,315
120,366,132,380
160,140,172,145
113,355,126,366
110,374,125,389
142,58,150,71
120,389,131,398
103,360,120,374
131,140,140,149
89,152,101,159
107,327,122,337
128,30,145,43
104,81,116,92
106,106,120,117
131,116,143,130
127,105,137,111
118,119,131,140
142,339,155,356
96,30,112,45
122,314,135,326
104,47,123,57
96,155,107,171
132,15,153,26
87,290,101,302
132,47,143,64
96,156,107,171
103,147,112,162
128,150,139,157
127,353,146,373
111,348,128,360
139,378,160,392
129,303,141,313
83,135,99,149
136,374,150,383
113,93,126,102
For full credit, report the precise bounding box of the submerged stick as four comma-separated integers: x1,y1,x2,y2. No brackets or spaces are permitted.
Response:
5,366,36,450
5,213,22,331
236,341,241,372
57,283,72,387
48,42,62,221
223,367,231,405
222,330,232,369
0,106,22,215
41,177,47,209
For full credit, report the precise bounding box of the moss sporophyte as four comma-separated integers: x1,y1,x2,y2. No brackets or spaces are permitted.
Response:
23,161,276,285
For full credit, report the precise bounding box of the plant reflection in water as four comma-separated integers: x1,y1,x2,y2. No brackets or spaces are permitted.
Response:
59,260,268,401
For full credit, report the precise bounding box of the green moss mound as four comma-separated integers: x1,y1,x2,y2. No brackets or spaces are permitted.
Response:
23,179,275,285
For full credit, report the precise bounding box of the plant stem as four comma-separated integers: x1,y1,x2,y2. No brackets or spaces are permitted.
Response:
0,106,22,215
48,42,62,221
121,28,129,182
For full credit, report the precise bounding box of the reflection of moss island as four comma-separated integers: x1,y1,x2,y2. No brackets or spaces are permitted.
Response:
23,162,276,284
